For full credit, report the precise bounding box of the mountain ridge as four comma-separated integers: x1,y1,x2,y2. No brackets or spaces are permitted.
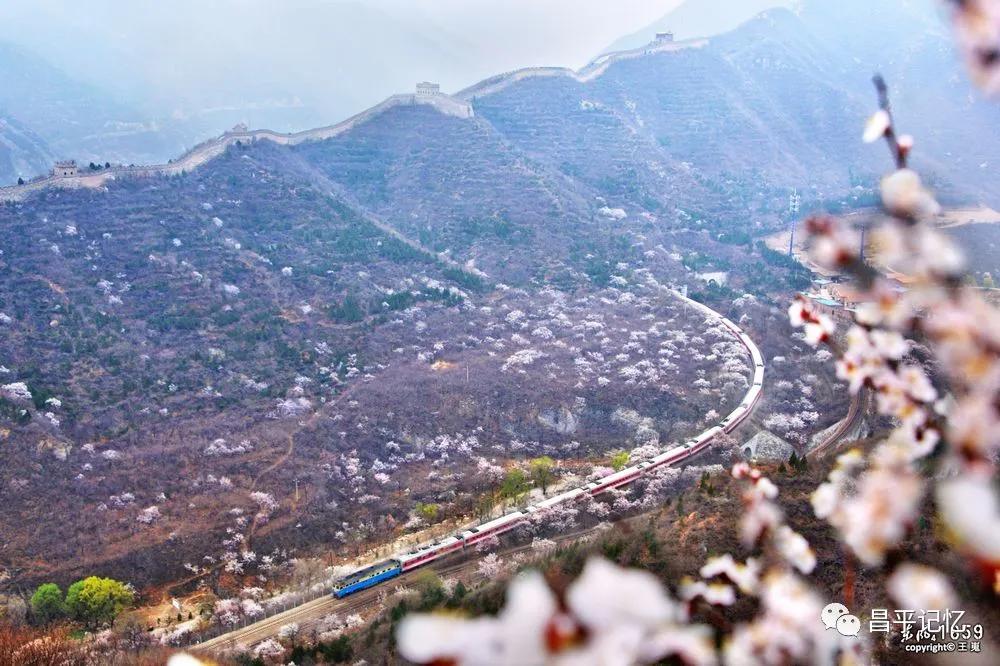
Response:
4,0,995,208
0,114,53,184
0,92,473,200
0,40,183,171
601,0,791,54
0,33,712,197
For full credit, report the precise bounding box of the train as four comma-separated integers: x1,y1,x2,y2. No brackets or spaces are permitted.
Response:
332,295,765,598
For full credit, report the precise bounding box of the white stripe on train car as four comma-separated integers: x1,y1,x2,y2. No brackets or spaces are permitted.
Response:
398,537,465,571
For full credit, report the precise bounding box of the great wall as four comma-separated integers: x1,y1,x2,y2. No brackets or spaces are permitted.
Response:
0,34,705,204
0,89,473,204
455,35,706,100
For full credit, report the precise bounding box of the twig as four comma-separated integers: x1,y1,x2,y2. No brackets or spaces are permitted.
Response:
872,74,907,169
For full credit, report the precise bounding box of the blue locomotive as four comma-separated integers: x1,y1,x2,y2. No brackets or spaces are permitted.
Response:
333,559,402,598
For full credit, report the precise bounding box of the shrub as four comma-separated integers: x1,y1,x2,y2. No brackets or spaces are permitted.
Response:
30,584,64,624
64,576,133,628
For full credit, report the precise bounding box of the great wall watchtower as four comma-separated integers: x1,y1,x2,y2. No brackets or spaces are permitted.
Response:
51,160,79,178
416,82,442,97
411,82,473,119
655,31,675,43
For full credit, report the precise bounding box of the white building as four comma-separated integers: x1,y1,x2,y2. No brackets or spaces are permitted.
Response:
416,82,442,97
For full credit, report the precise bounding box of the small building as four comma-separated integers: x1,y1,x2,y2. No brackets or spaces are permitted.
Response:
828,283,863,307
416,82,441,97
655,31,675,43
803,286,857,322
52,160,78,178
807,295,842,318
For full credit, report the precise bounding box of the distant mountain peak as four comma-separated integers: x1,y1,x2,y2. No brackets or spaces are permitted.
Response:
601,0,793,56
0,113,53,183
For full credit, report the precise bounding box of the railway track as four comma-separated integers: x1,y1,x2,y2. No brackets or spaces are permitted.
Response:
807,389,867,459
194,528,600,652
192,294,765,653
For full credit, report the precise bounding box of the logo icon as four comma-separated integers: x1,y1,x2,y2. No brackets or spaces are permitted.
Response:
836,614,862,637
822,602,861,637
821,602,849,630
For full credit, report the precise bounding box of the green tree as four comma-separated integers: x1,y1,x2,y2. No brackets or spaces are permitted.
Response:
413,570,445,608
65,576,134,628
529,456,556,495
788,451,800,473
475,493,497,520
500,469,529,504
320,634,353,662
610,450,630,472
30,583,64,623
984,272,996,289
449,581,467,606
415,502,439,521
330,296,364,322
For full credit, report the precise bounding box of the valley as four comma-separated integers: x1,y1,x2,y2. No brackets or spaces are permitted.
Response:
2,1,999,662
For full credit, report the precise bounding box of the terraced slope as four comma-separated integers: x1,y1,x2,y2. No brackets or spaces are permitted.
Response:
470,73,709,216
2,0,997,594
792,0,1000,203
475,3,1000,207
0,141,444,439
474,16,866,207
618,12,874,185
294,105,606,283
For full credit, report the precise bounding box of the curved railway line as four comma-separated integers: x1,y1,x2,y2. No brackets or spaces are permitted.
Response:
195,527,602,652
193,292,765,652
807,389,867,459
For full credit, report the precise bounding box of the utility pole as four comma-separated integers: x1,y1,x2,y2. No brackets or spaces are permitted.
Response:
789,189,801,216
788,189,801,256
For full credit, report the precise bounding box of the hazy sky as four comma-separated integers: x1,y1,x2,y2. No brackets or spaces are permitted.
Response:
0,1,685,130
382,1,686,63
0,1,683,82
